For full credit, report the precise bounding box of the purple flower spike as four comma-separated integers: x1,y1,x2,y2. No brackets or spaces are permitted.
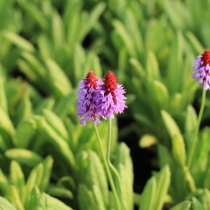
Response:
96,71,127,119
192,50,210,90
77,71,101,126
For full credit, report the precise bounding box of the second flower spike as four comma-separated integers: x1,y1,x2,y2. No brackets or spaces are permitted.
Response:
96,71,127,119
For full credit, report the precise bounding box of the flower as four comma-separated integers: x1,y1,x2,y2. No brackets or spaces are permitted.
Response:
96,71,127,119
76,71,101,126
192,50,210,90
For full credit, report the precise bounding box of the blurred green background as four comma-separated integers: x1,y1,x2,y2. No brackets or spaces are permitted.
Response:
1,0,210,209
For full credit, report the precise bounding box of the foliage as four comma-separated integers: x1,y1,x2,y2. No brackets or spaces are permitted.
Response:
1,0,210,209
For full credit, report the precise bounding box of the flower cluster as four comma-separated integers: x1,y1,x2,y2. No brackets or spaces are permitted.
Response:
192,50,210,90
77,71,127,125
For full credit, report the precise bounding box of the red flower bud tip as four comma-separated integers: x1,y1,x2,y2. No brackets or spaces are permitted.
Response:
201,50,210,67
104,71,117,104
85,71,98,88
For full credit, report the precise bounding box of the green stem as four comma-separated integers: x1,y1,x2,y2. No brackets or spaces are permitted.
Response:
93,123,121,210
107,118,127,210
187,89,206,168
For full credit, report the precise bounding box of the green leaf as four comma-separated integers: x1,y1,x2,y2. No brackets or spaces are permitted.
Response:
51,11,65,50
17,59,40,85
87,151,108,204
144,17,167,53
157,144,173,168
134,113,154,130
147,80,169,110
139,176,157,210
186,189,204,200
5,185,24,210
129,57,146,79
35,97,55,115
37,35,54,59
163,0,192,30
0,106,16,147
16,91,32,123
77,123,95,150
20,52,46,78
34,116,76,169
169,201,191,210
25,186,41,210
5,149,43,167
22,2,48,30
45,59,72,98
65,1,81,47
53,91,77,119
43,109,68,141
161,110,181,139
18,52,49,92
185,105,197,148
92,185,106,210
201,22,210,48
41,0,53,18
57,176,77,192
169,93,183,115
0,169,9,194
78,184,95,210
171,133,186,166
184,166,196,192
197,189,210,210
24,163,44,204
146,51,160,80
0,196,17,210
140,165,171,210
185,31,204,55
79,2,106,42
64,119,76,151
10,161,25,202
112,19,136,57
166,31,183,94
114,143,133,210
124,9,144,60
84,52,102,78
192,197,204,210
47,184,73,199
2,31,35,53
0,77,8,114
39,156,53,191
0,131,7,151
153,165,171,210
33,191,73,210
196,128,210,161
16,118,37,148
73,44,86,85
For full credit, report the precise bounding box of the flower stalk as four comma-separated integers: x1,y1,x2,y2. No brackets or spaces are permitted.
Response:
93,123,121,210
187,89,206,168
107,118,127,210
